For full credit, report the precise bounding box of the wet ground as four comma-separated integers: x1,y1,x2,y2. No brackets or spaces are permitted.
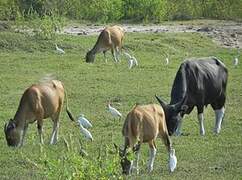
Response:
62,20,242,49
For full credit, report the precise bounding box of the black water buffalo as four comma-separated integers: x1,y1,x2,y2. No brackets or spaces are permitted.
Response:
156,57,228,136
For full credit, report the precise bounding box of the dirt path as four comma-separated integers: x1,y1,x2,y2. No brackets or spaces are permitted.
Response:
63,20,242,49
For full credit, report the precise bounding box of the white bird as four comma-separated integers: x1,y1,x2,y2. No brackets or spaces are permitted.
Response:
165,57,169,65
123,52,132,59
78,114,93,128
124,52,138,69
233,57,239,66
128,58,134,69
80,125,93,141
168,148,177,172
55,44,65,54
132,56,138,66
107,103,122,119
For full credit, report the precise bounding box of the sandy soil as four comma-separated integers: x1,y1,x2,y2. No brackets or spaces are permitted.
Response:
62,21,242,49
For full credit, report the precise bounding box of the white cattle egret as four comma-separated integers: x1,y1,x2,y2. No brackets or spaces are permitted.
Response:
132,56,138,66
107,103,122,119
168,149,177,172
233,57,239,66
78,114,93,128
128,57,138,69
124,52,138,69
123,52,132,59
55,44,65,54
80,125,93,141
165,57,169,65
128,59,134,69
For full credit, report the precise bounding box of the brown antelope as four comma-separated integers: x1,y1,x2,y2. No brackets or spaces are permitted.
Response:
85,25,125,63
4,80,75,147
115,103,177,175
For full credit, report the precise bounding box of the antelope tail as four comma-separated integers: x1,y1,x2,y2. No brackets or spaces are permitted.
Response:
64,89,75,121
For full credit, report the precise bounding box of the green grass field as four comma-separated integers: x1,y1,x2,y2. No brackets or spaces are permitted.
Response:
0,28,242,179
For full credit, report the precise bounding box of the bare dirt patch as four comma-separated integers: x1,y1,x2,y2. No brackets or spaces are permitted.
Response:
62,20,242,49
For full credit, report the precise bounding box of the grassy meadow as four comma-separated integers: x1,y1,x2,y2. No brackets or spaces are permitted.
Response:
0,27,242,179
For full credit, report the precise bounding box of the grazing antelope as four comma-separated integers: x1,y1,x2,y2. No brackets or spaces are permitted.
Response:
4,80,75,147
115,103,176,175
86,25,125,63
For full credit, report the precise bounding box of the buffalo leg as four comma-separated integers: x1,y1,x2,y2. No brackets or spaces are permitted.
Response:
197,106,205,136
214,107,225,134
198,113,205,135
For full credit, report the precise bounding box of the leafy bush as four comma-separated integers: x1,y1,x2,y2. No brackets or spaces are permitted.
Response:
78,0,124,22
32,15,64,40
30,140,122,179
0,0,242,24
123,0,168,22
0,0,19,20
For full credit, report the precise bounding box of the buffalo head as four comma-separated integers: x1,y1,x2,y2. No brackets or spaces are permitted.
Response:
155,95,188,135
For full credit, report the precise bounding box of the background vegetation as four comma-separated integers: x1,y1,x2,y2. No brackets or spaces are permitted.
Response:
0,0,242,23
0,0,241,179
0,27,242,179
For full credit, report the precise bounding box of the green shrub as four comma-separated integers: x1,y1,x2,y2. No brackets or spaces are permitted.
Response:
32,15,64,40
35,141,121,179
0,0,19,20
123,0,168,22
0,0,241,23
78,0,124,22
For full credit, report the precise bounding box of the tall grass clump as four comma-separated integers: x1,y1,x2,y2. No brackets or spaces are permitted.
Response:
29,137,122,179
